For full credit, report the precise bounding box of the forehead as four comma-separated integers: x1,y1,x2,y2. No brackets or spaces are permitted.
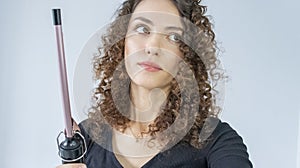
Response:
131,0,183,27
134,0,180,15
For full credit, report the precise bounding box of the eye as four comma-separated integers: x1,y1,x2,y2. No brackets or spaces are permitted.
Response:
135,25,150,34
168,33,181,43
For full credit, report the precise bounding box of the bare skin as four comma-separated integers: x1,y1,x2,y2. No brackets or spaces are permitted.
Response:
56,163,86,168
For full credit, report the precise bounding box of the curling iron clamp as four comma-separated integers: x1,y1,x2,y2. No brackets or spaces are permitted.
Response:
52,8,87,164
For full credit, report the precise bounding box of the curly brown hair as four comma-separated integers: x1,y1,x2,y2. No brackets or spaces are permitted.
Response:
87,0,223,150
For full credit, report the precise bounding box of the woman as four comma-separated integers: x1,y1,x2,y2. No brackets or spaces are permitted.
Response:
58,0,252,167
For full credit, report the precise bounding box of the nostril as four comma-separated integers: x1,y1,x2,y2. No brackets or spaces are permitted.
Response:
145,47,160,56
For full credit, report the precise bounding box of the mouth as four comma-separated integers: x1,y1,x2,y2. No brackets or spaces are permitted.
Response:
137,61,162,72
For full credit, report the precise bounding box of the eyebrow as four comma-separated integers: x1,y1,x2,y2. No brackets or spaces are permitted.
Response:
165,26,184,33
132,16,183,33
132,17,153,25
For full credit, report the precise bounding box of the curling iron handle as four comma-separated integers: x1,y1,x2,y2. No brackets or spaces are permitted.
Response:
57,131,87,164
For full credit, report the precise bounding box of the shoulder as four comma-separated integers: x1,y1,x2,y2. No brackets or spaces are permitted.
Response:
78,119,94,151
78,119,112,150
204,118,253,168
210,119,242,143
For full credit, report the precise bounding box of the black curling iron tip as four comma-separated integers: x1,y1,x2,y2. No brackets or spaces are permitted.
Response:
52,9,62,25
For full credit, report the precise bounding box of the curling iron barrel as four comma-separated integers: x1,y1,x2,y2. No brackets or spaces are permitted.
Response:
52,8,86,164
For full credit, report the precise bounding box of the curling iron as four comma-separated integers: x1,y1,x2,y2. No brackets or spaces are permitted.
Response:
52,8,86,164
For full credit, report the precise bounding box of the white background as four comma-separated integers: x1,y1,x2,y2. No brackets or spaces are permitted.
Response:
0,0,299,168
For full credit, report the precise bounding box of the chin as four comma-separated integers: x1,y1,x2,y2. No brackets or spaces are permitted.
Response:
131,74,172,90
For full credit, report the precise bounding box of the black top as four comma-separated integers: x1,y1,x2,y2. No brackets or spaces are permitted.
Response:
78,119,253,168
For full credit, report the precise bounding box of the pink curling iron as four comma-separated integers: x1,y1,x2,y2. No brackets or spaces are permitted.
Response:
52,8,86,164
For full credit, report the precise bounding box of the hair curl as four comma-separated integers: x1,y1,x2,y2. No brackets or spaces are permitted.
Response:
87,0,224,149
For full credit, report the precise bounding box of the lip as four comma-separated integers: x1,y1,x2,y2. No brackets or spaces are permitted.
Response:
137,61,162,72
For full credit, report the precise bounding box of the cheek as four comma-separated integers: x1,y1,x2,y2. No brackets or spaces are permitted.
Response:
124,37,145,80
166,58,180,76
171,45,183,58
160,49,182,76
124,36,144,58
171,48,184,74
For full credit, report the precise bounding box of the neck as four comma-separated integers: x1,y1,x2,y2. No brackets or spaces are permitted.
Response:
129,82,170,124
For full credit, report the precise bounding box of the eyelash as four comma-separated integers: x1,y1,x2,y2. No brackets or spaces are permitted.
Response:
134,25,182,43
168,33,182,43
135,24,150,34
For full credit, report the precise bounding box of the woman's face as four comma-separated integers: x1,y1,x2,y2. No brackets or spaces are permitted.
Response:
124,0,184,90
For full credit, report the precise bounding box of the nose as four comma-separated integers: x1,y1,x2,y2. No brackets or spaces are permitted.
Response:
145,33,162,56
